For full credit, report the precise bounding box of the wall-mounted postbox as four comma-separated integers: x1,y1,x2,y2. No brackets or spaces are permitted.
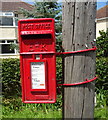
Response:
18,18,56,103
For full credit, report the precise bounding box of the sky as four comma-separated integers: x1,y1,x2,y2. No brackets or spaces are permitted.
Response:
97,2,107,9
22,0,108,10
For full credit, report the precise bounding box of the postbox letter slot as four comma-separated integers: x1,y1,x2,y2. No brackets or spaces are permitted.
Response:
22,34,52,40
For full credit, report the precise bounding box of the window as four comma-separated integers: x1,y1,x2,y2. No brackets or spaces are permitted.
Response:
2,44,14,53
0,40,18,55
0,17,13,26
0,12,18,26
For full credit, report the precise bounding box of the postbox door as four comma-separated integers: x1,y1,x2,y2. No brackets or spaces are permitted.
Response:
21,54,56,103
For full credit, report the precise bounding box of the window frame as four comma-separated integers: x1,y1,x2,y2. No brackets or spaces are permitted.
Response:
0,12,18,27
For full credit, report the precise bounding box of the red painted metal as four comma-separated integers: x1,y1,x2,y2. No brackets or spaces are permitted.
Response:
56,46,97,56
58,76,98,86
18,18,56,103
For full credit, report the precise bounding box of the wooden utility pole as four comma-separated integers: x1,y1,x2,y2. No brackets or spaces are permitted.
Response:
62,2,96,119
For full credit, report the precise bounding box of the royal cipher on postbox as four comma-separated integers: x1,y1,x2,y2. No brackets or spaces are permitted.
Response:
18,18,56,103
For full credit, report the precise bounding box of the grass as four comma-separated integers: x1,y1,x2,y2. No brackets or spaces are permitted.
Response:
95,107,108,119
3,107,62,118
2,96,62,119
94,89,108,119
2,91,108,119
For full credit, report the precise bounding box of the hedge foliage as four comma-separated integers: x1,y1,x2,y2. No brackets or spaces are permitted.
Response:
96,29,108,91
96,57,108,90
2,58,21,98
96,29,108,57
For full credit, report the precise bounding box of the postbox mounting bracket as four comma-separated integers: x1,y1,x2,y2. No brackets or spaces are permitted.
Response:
56,46,97,87
56,46,97,56
57,76,98,87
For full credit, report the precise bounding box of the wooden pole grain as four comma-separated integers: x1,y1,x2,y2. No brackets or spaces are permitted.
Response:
62,1,96,119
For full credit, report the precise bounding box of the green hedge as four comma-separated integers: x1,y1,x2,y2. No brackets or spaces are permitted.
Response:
2,58,21,98
96,57,108,90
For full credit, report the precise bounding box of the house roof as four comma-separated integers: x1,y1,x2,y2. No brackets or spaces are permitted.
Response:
0,0,33,12
96,5,108,19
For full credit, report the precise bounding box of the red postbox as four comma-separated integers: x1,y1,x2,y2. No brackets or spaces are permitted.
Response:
18,18,56,103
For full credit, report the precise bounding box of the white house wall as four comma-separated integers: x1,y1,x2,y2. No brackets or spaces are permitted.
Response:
96,19,108,38
0,26,17,40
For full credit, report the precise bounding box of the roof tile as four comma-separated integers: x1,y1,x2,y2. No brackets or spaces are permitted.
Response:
1,0,33,12
96,5,108,19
